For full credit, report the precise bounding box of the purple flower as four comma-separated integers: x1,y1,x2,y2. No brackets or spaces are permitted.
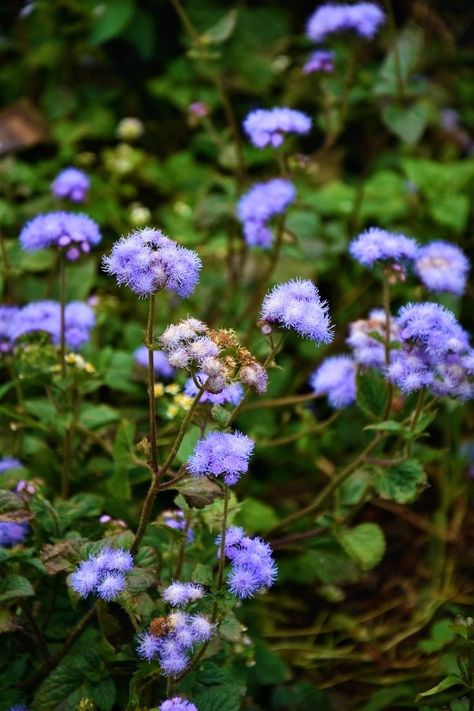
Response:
303,49,335,74
0,306,20,354
52,168,90,203
137,631,161,661
240,362,268,395
349,227,418,267
306,3,385,43
310,355,356,408
184,376,243,406
11,300,95,349
159,650,189,676
188,431,254,486
237,179,296,249
243,108,312,148
216,526,245,558
347,309,398,368
160,697,198,711
163,510,194,542
162,582,205,607
189,615,214,642
102,228,201,298
70,560,101,597
260,279,333,344
96,572,126,601
0,457,23,474
134,346,175,379
19,212,101,260
396,303,468,357
415,242,469,295
218,531,277,599
0,522,29,547
69,547,134,600
8,706,30,711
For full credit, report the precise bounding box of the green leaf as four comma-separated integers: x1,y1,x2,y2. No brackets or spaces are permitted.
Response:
80,404,119,430
174,476,223,509
90,0,134,45
357,370,388,420
416,675,463,701
249,639,291,685
376,459,427,504
365,420,404,433
429,193,470,233
337,523,386,571
237,498,278,533
418,619,456,653
374,25,424,96
175,425,201,464
191,563,214,586
382,102,429,145
195,684,244,711
0,575,34,602
201,9,238,45
108,420,135,500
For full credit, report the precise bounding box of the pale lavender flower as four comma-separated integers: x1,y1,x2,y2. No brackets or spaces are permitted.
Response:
310,355,356,408
0,522,29,547
70,560,101,597
163,510,194,542
237,179,296,249
19,212,101,260
260,279,333,344
70,547,134,600
0,457,23,474
307,3,385,43
184,376,243,405
188,431,254,486
415,241,469,295
219,531,277,599
160,697,198,711
103,228,201,298
350,227,418,267
137,631,161,661
243,108,312,148
52,167,90,203
347,308,398,368
303,49,335,74
162,582,205,607
397,302,468,357
96,572,126,601
11,300,95,349
134,346,175,378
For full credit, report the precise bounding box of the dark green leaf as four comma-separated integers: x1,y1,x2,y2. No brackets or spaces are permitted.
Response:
357,370,388,420
416,675,463,701
376,459,427,504
337,523,386,572
90,0,134,45
0,575,34,602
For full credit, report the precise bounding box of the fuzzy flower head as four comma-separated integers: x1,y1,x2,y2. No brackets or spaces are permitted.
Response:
307,2,385,43
350,227,418,268
162,510,194,542
310,355,356,408
160,698,198,711
69,546,134,601
0,522,29,548
415,241,469,295
162,582,205,607
0,306,20,354
260,279,333,344
347,308,398,368
219,531,277,599
0,457,23,475
243,107,312,148
237,179,296,249
19,212,101,261
134,345,175,379
102,228,202,298
11,300,95,350
303,49,335,74
52,167,90,203
188,431,254,486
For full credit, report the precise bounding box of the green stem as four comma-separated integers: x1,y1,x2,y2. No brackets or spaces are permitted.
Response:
384,0,405,102
382,274,393,420
59,253,67,379
147,294,159,476
406,389,426,457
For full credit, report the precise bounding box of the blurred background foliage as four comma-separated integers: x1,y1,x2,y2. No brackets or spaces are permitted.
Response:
1,0,474,709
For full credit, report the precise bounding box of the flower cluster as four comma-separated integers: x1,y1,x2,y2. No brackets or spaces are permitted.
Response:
188,431,254,486
306,3,385,43
162,510,194,542
134,345,175,379
9,300,95,350
0,522,29,548
347,308,398,368
162,582,204,607
415,241,469,295
70,547,134,601
236,179,296,249
7,706,30,711
303,49,335,74
0,306,20,354
310,355,356,408
243,107,312,148
103,228,202,298
19,212,101,261
217,527,277,599
137,609,214,676
0,457,22,474
160,699,197,711
387,303,474,399
51,167,90,203
350,228,418,268
260,279,333,344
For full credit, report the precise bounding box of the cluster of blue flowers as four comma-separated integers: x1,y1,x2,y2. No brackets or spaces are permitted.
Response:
0,457,22,474
0,300,95,353
102,228,201,298
310,355,356,409
260,279,333,344
243,107,312,148
303,49,335,75
217,527,277,599
162,510,194,542
0,522,29,548
236,179,296,249
137,585,214,676
188,431,254,486
306,2,385,43
70,547,134,601
349,227,418,268
134,345,175,379
19,211,101,261
51,167,90,203
160,698,197,711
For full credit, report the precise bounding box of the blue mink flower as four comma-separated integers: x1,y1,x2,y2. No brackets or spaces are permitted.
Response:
218,531,277,599
0,457,23,474
0,522,29,548
134,345,175,379
8,706,31,711
310,355,356,408
52,167,90,203
11,300,95,350
163,510,195,542
306,2,385,43
236,179,296,249
303,49,335,74
243,107,312,148
184,376,243,406
160,697,198,711
19,211,101,261
349,227,418,267
187,431,254,486
0,306,20,354
162,582,205,607
347,309,397,368
69,546,134,601
415,241,469,295
103,228,201,298
260,278,333,344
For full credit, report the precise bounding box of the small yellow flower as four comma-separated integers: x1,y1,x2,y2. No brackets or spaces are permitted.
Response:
166,404,179,419
175,394,193,411
164,383,180,395
84,362,96,374
154,383,165,397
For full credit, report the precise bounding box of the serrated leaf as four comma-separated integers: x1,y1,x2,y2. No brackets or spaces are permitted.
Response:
0,575,34,602
191,563,214,586
416,675,463,701
195,684,244,711
357,371,388,420
337,523,386,572
376,459,427,504
174,476,223,509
